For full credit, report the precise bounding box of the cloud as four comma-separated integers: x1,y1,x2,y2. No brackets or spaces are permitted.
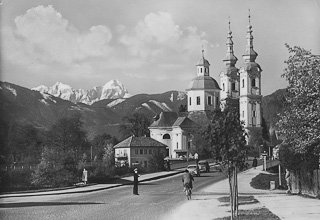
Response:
119,12,210,60
4,5,113,66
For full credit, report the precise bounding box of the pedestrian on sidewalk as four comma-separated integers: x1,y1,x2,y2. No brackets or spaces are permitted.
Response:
82,168,88,185
285,168,291,193
252,157,258,169
166,159,171,171
133,168,140,195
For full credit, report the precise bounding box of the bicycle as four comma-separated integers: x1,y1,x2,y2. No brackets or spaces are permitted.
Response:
184,182,192,200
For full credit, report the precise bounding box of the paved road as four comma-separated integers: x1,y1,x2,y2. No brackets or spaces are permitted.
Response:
0,171,226,220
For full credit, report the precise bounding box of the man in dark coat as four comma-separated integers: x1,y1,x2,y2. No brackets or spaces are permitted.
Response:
252,157,258,169
133,168,140,195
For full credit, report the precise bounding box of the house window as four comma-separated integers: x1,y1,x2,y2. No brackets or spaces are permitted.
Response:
177,142,178,149
140,149,143,154
124,149,127,156
223,83,225,91
242,111,244,118
196,96,200,105
189,97,191,105
144,149,147,154
208,96,212,105
149,149,152,154
135,149,138,154
251,78,256,87
163,134,171,139
242,79,245,88
232,82,236,91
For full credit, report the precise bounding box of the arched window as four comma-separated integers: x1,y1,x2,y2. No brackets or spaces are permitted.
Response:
163,134,171,139
231,82,236,91
251,78,256,87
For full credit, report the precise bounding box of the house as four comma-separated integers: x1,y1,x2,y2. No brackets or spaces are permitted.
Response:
149,112,200,159
113,136,167,168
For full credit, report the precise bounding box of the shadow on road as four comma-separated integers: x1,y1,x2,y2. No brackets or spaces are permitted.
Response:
0,201,103,208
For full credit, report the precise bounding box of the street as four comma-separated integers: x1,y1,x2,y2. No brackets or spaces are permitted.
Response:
0,170,226,220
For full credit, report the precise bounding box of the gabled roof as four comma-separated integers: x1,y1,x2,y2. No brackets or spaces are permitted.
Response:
149,112,178,128
113,136,168,149
172,117,200,129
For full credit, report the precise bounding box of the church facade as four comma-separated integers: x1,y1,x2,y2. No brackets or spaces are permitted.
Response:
149,16,263,158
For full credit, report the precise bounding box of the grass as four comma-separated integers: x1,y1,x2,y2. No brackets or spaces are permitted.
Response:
213,208,281,220
250,173,286,190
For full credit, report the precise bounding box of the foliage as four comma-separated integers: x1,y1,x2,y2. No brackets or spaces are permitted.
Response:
90,133,118,161
31,146,78,188
148,149,166,172
31,114,89,188
277,45,320,153
178,104,187,112
277,45,320,171
6,122,43,164
201,105,248,167
119,112,151,138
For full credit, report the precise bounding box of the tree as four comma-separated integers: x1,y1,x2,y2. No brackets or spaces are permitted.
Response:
277,45,320,171
90,133,118,161
178,104,187,112
46,114,88,167
201,105,249,219
148,149,166,172
119,112,151,138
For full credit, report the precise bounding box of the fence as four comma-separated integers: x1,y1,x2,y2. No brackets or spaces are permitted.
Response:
291,169,320,198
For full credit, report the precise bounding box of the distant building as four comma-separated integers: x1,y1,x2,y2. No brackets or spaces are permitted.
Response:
149,112,199,159
113,136,167,168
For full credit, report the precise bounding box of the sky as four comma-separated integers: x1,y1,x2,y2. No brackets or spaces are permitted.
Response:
1,0,320,96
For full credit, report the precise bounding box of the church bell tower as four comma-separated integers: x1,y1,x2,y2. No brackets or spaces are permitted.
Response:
239,12,263,144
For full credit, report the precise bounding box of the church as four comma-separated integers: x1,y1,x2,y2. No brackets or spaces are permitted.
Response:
149,15,263,159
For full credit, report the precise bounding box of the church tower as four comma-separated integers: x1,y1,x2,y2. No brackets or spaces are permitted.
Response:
186,50,221,113
239,12,263,144
219,19,240,109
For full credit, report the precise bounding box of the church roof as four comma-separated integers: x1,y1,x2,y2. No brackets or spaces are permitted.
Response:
222,66,239,79
243,62,262,72
149,112,178,128
172,117,200,129
113,136,167,148
186,76,221,91
197,56,210,66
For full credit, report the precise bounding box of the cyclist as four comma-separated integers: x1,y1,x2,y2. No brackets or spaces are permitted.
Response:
182,169,194,192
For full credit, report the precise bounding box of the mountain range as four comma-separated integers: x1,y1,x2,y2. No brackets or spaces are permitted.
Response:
0,81,187,139
32,79,131,105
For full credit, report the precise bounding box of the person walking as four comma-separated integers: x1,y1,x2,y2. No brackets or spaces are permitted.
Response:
285,168,291,194
252,157,258,169
82,168,88,185
133,168,140,195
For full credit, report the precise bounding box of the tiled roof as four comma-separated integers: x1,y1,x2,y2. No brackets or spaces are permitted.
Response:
113,136,168,148
172,117,200,129
149,112,178,128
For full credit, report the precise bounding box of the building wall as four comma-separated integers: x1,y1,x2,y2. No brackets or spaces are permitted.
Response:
188,90,220,112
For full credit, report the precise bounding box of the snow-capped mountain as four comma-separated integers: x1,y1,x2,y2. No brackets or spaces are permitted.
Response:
32,79,130,105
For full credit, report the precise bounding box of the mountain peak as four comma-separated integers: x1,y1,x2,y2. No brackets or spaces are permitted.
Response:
32,79,130,105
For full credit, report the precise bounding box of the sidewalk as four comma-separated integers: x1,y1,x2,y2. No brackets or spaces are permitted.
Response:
165,166,320,220
0,169,184,199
